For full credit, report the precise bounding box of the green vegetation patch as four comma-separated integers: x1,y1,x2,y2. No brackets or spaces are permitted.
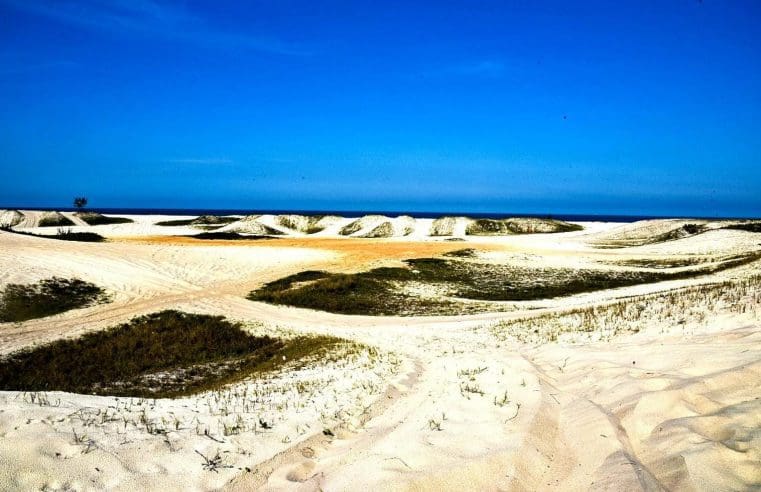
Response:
75,212,134,226
361,221,393,238
724,222,761,233
0,277,109,322
54,229,105,242
155,216,238,227
248,252,761,316
465,218,582,235
156,218,196,226
0,226,105,242
250,271,447,315
609,258,706,269
38,215,75,227
277,215,327,234
339,219,364,236
0,310,345,397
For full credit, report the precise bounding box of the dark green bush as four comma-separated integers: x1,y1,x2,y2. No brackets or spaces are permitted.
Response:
156,218,196,226
724,222,761,233
38,215,74,227
0,277,109,322
76,212,133,226
0,310,343,397
0,226,105,242
156,216,238,227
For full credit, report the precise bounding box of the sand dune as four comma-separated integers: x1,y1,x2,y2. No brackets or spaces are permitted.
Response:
585,218,761,248
274,214,343,234
0,210,24,227
218,215,286,235
429,216,470,236
0,216,759,490
2,212,591,240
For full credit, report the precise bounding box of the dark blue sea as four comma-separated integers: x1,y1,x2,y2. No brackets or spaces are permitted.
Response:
4,207,757,222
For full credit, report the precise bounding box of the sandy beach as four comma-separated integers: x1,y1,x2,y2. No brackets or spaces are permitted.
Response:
0,213,759,491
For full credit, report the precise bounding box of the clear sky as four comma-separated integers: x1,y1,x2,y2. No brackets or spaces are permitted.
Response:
1,1,760,217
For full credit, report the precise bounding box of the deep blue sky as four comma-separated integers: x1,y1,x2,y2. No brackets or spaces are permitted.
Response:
1,1,760,216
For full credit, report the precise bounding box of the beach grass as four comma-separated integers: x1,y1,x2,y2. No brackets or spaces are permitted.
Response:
0,310,345,398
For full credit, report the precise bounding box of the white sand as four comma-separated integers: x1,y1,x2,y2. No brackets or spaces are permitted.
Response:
0,216,760,491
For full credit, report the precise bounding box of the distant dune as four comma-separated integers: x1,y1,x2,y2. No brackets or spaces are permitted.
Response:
217,215,285,235
0,210,24,227
588,218,761,248
275,214,342,234
465,217,583,235
2,210,593,239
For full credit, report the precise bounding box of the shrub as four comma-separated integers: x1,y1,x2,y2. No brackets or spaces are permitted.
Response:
0,277,109,322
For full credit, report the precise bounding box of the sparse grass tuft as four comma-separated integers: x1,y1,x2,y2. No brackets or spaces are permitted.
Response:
0,277,109,322
0,310,345,397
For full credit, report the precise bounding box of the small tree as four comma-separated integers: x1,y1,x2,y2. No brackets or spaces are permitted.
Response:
73,197,88,210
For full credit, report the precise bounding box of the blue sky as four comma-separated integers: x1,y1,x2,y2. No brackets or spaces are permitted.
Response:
1,1,760,216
